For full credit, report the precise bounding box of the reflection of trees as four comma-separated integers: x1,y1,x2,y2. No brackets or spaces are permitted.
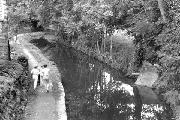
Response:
55,45,135,119
89,76,134,120
52,45,167,120
78,62,134,119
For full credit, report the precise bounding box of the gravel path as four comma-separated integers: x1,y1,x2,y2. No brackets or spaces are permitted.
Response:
13,33,67,120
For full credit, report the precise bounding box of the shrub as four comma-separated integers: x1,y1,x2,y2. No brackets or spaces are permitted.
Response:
0,56,31,120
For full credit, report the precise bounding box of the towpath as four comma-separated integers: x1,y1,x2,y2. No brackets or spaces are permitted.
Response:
12,33,67,120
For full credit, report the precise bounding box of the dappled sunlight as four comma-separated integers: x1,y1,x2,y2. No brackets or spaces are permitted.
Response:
89,63,95,71
142,104,164,120
111,29,134,45
103,71,111,84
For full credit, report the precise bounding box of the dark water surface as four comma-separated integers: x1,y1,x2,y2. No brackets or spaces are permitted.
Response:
31,38,173,120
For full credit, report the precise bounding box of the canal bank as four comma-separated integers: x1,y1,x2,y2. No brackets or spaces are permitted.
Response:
13,33,67,120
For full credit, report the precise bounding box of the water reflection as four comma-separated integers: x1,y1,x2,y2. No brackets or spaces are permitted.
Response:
49,44,167,120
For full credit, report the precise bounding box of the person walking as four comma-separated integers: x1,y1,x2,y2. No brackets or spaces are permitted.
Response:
41,64,50,92
31,66,40,90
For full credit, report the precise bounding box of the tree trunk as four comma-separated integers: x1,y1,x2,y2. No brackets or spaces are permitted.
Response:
157,0,169,23
133,86,142,120
97,41,100,54
102,26,106,53
110,36,113,59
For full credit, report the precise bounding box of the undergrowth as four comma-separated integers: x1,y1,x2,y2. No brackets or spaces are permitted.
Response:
0,56,32,120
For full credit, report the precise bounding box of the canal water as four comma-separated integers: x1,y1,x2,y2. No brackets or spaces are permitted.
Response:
31,38,173,120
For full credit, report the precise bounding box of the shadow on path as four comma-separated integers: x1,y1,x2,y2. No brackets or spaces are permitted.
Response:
25,87,58,120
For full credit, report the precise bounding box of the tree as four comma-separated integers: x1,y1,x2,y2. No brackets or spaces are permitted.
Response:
7,0,180,119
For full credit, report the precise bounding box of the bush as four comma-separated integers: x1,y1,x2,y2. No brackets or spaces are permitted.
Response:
0,57,31,120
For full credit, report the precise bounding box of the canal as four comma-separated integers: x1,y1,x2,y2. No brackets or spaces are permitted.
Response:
30,37,173,120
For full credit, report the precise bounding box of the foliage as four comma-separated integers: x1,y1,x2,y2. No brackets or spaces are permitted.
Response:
7,0,180,118
65,75,134,120
0,57,31,120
